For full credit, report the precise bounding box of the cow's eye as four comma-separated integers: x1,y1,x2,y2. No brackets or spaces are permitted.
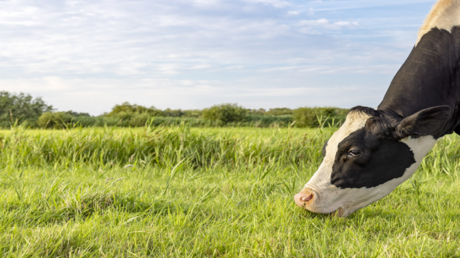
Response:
348,149,363,157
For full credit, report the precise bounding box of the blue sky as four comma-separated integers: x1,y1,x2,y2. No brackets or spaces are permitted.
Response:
0,0,437,115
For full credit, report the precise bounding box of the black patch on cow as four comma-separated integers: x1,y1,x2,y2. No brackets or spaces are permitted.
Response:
378,27,460,137
330,127,416,189
395,106,451,139
350,106,379,117
455,124,460,135
322,140,328,157
329,26,460,189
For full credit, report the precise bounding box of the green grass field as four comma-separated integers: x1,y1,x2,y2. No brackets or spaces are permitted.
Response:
1,125,460,257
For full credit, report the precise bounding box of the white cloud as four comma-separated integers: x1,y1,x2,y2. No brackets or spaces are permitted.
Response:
243,0,291,8
287,11,300,16
306,7,315,15
191,0,222,7
262,64,398,75
308,0,435,11
298,19,359,31
334,21,359,26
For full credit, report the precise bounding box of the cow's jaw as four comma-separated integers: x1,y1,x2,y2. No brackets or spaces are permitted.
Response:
295,113,438,217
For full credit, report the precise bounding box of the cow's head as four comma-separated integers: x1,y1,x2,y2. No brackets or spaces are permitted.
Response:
294,105,451,217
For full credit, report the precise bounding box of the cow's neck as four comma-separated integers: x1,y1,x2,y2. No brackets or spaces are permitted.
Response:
377,27,460,137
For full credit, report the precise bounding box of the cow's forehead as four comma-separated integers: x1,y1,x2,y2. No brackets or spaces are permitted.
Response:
336,111,370,135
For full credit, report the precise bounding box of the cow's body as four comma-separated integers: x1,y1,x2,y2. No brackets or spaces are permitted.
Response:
295,0,460,217
380,29,460,137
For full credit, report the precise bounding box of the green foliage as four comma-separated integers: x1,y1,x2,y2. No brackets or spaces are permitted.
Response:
34,108,346,129
63,110,91,117
0,91,53,128
202,103,248,124
1,126,460,256
182,109,202,118
162,108,203,118
248,107,293,116
37,112,75,129
162,108,184,117
108,102,163,116
292,107,348,127
248,108,268,115
267,107,293,116
246,115,293,127
0,91,350,129
0,125,327,169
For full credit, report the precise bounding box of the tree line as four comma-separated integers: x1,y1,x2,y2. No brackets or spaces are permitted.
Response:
0,91,349,129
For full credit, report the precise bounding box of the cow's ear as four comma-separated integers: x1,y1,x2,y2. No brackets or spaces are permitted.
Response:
395,105,451,138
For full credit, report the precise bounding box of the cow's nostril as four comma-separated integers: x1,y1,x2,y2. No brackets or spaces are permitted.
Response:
294,188,317,208
300,194,313,202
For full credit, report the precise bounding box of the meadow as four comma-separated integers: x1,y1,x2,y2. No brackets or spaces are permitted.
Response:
0,124,460,257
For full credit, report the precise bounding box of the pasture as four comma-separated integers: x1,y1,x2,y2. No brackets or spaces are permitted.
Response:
1,125,460,257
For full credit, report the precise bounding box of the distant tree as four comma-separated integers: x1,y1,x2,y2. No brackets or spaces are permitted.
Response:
63,110,91,117
37,112,74,129
202,103,248,124
163,108,184,117
183,109,202,118
107,102,163,116
266,108,292,116
0,91,53,128
249,108,267,115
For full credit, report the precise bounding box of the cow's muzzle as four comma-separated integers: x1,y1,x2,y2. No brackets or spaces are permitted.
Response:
294,188,317,208
294,188,347,217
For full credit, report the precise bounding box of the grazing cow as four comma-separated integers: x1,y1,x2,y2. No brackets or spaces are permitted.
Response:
294,0,460,217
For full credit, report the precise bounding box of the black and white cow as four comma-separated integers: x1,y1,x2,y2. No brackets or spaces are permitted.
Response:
294,0,460,217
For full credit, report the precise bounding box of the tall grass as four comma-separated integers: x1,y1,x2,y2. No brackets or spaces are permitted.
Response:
56,115,297,128
0,123,330,170
0,125,459,257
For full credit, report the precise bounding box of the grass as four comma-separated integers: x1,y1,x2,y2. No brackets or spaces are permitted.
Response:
0,124,460,257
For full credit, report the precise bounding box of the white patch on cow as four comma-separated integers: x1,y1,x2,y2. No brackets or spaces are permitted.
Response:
302,111,438,217
304,111,370,193
416,0,460,45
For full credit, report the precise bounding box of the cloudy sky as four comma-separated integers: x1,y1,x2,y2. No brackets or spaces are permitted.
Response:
0,0,437,115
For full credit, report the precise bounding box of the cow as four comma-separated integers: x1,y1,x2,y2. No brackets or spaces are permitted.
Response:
294,0,460,217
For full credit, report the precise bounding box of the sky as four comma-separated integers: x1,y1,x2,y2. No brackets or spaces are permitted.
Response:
0,0,438,115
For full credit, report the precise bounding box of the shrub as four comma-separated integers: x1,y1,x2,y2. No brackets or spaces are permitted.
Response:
37,112,74,129
108,102,163,116
129,113,150,127
245,115,293,127
202,103,248,124
292,107,348,128
266,107,293,116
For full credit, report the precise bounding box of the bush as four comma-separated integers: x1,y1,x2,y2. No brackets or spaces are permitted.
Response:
37,112,74,129
245,115,293,127
266,107,293,116
129,113,150,127
108,102,163,116
292,107,348,128
202,103,247,124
